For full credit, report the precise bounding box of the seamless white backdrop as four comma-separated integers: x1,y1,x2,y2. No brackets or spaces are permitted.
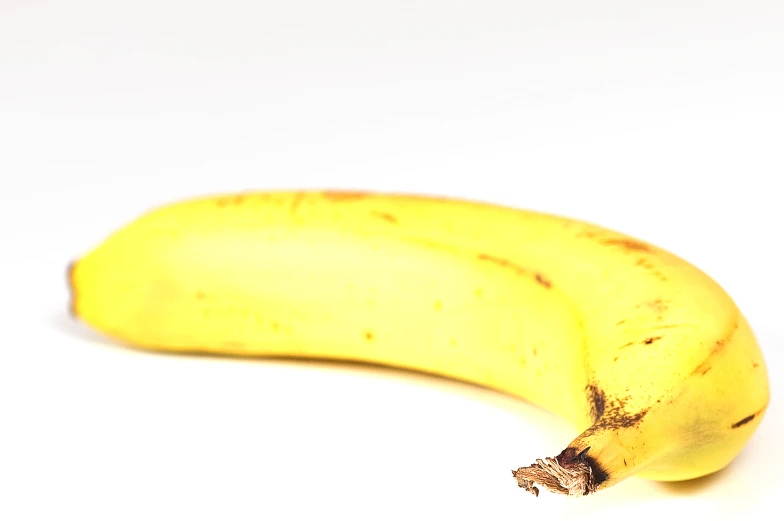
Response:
1,1,782,520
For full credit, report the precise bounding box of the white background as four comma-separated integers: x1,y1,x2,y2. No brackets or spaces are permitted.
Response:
1,1,782,519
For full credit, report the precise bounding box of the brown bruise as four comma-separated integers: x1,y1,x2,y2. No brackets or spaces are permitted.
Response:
586,384,606,422
584,384,649,432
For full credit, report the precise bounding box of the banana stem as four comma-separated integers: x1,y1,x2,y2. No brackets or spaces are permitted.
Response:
512,448,598,497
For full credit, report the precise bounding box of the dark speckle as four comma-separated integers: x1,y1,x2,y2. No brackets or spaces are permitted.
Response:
364,330,374,341
642,335,663,345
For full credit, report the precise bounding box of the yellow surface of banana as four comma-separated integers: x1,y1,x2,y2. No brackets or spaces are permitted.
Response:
68,190,769,496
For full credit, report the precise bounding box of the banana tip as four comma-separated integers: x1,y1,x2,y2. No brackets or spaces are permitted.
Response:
66,260,79,318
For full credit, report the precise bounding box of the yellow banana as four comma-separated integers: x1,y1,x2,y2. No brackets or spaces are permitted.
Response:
68,190,769,497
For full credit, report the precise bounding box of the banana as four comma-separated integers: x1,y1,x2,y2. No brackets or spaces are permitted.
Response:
68,190,769,497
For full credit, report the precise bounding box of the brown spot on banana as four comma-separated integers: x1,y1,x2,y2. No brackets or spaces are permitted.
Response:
369,210,399,224
476,253,553,289
730,406,768,429
584,387,649,432
731,415,755,428
589,407,650,432
637,299,669,312
322,191,369,202
633,259,668,281
602,238,653,252
216,194,247,207
476,253,526,274
642,335,663,345
534,273,552,289
289,192,306,216
364,330,374,341
586,384,607,422
690,322,739,377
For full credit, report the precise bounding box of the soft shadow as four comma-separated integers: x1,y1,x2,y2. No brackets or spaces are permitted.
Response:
652,460,736,496
51,309,120,347
51,309,550,418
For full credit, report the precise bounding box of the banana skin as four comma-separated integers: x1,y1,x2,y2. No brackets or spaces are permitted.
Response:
68,190,769,496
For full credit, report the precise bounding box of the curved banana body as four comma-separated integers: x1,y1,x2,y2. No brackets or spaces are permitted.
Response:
68,191,769,496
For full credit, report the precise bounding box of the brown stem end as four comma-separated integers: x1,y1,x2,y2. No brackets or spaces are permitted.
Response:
511,447,599,497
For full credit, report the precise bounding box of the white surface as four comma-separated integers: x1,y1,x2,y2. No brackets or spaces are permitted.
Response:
1,1,782,519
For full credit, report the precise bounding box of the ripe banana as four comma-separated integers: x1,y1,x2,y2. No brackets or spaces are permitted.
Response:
68,190,769,497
